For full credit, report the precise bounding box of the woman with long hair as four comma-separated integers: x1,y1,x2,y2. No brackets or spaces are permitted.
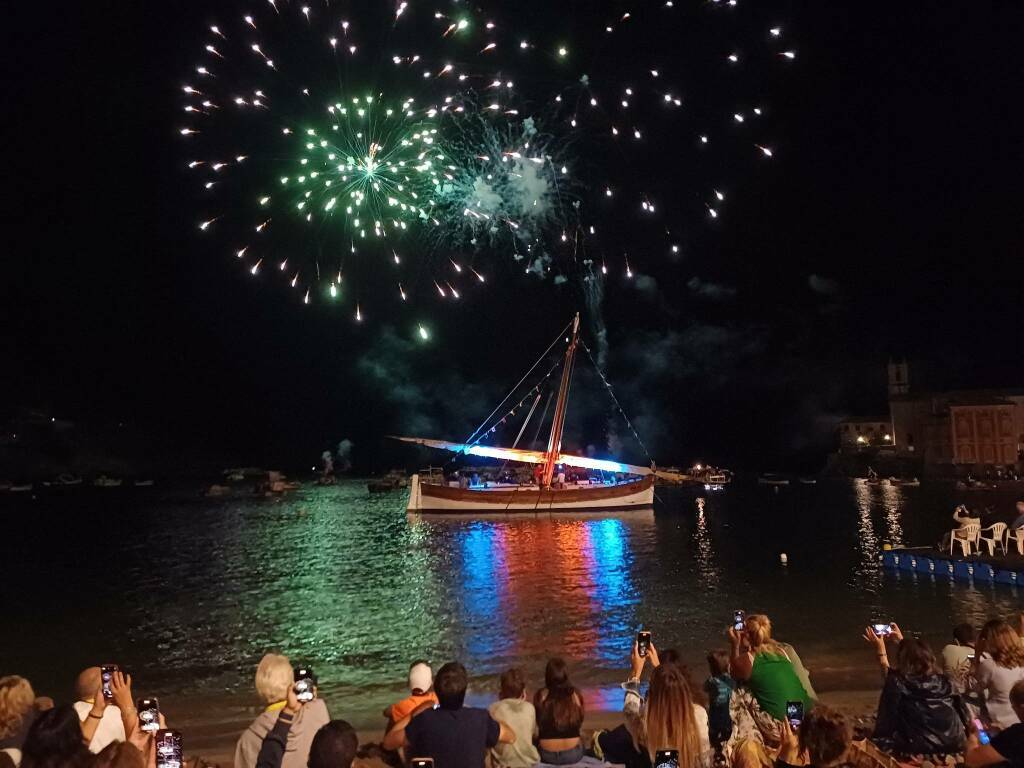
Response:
534,658,585,765
597,639,710,768
0,676,38,752
727,614,812,755
866,624,965,755
974,619,1024,728
20,705,91,768
638,664,707,766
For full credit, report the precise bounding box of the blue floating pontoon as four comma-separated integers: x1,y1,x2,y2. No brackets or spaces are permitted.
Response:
882,548,1021,587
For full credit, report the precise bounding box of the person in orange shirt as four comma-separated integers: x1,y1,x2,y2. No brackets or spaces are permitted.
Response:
384,661,438,731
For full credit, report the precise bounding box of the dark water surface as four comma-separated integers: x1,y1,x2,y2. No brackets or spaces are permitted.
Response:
3,478,1023,734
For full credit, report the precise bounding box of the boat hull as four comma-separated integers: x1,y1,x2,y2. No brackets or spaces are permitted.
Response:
407,473,655,515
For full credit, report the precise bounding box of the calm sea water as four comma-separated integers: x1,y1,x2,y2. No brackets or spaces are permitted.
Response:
3,478,1023,736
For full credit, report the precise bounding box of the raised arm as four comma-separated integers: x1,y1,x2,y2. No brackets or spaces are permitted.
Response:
80,682,107,746
110,671,138,739
256,686,302,768
864,626,893,682
728,628,753,682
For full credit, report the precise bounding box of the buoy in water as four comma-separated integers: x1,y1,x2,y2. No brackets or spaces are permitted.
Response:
780,553,789,564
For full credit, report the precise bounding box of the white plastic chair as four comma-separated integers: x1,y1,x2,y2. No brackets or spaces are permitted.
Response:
950,522,981,556
1007,527,1024,556
979,523,1008,556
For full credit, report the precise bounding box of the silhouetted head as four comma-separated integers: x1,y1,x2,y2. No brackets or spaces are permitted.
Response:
21,705,90,768
75,667,101,702
895,637,937,677
434,662,468,710
707,650,731,677
309,720,358,768
953,623,975,646
544,657,571,690
499,667,526,701
799,706,851,768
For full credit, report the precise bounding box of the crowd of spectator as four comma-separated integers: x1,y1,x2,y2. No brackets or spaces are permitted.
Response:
6,612,1024,768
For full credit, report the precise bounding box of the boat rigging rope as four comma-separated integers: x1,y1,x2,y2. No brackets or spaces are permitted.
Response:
581,339,654,465
462,319,573,447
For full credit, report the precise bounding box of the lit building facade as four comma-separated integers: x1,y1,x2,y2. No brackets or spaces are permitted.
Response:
838,419,893,449
886,361,1024,468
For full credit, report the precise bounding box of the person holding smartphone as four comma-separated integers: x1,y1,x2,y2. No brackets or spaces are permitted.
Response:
72,667,126,753
235,654,330,768
966,680,1024,768
595,636,711,768
973,620,1024,729
776,705,851,768
727,615,812,748
865,625,966,755
940,623,976,693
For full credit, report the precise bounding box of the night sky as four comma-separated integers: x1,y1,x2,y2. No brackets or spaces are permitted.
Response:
4,2,1022,473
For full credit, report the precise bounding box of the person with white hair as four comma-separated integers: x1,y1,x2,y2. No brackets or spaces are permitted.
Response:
235,654,330,768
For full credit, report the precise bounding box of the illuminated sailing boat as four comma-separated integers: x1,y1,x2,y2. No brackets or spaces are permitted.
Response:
396,313,688,513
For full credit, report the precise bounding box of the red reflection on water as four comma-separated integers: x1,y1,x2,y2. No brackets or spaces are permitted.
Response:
483,521,601,658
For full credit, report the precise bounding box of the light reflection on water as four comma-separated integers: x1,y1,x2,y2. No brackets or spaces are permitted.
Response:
2,478,1023,730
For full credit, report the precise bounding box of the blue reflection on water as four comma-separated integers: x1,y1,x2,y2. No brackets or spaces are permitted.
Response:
583,518,637,663
460,523,508,658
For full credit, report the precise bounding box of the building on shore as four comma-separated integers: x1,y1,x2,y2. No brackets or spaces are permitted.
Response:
886,360,1024,471
837,418,893,450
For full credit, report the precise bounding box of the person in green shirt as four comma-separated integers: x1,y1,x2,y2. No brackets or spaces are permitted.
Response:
729,614,812,722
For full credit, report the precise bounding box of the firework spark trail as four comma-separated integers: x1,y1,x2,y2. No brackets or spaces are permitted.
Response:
179,0,797,322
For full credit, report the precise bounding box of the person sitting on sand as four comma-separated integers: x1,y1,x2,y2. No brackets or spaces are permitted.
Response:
965,679,1024,767
1010,500,1024,531
0,676,48,755
93,741,147,768
865,624,965,755
940,504,981,551
740,615,816,702
776,704,852,768
72,667,125,753
596,638,710,768
726,614,813,759
703,650,736,749
21,705,93,768
236,654,330,768
973,619,1024,729
382,661,514,768
488,668,539,768
384,662,437,732
941,623,976,693
533,658,586,765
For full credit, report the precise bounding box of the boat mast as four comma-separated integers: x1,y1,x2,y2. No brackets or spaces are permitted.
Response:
541,313,580,488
